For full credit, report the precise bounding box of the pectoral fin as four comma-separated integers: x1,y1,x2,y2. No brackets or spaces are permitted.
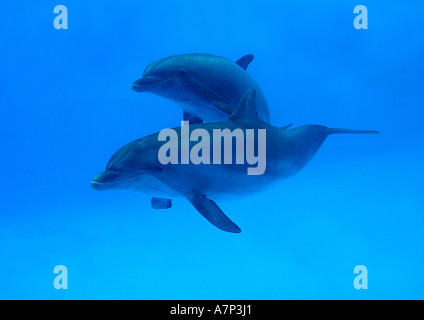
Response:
183,111,203,124
151,197,172,209
186,192,241,233
281,123,293,129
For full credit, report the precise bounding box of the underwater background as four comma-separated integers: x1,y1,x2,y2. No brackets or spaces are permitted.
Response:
0,0,423,299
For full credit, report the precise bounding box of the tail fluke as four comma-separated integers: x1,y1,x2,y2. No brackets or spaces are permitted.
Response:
327,128,380,135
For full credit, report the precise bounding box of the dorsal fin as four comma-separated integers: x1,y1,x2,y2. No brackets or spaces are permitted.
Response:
229,88,258,121
235,54,254,70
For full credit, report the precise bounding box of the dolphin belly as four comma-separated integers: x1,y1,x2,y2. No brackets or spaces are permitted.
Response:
176,101,230,122
153,162,287,201
130,174,181,198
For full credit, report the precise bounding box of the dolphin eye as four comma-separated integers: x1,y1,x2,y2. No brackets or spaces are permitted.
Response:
178,69,186,75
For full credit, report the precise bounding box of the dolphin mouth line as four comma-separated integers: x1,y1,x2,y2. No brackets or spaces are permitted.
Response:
92,172,146,184
132,76,171,90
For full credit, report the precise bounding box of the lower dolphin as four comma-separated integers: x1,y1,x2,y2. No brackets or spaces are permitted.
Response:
131,53,270,123
91,89,378,233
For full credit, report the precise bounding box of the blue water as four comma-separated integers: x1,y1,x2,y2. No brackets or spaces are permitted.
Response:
1,0,423,299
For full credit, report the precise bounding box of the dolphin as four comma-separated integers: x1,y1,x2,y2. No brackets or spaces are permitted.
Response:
91,89,378,233
131,53,270,123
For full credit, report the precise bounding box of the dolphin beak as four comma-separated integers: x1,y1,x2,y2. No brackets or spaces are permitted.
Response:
90,170,148,191
132,76,167,92
90,171,117,191
90,180,109,191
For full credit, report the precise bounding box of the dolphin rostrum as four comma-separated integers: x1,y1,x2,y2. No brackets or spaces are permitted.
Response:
91,89,378,233
131,53,270,123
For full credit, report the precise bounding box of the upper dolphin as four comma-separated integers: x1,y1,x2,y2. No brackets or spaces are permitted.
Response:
131,53,270,123
91,89,378,233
